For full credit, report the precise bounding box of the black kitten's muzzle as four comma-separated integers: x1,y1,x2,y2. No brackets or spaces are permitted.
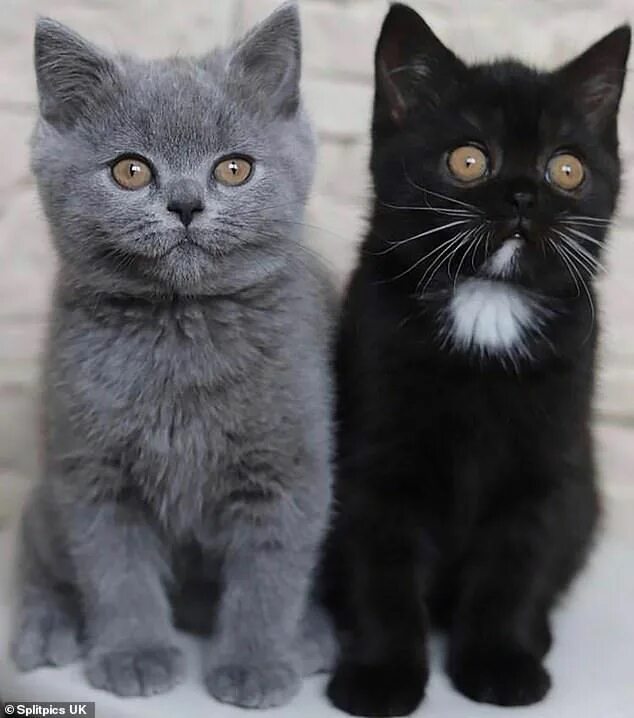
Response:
495,215,543,246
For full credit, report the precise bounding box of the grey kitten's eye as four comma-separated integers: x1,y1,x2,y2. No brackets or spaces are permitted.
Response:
546,153,585,192
112,157,153,190
447,145,489,183
214,157,253,186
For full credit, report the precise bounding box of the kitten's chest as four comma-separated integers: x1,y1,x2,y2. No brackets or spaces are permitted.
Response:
442,279,547,360
83,304,237,410
58,300,264,482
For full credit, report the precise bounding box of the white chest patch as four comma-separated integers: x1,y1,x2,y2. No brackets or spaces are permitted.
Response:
447,279,539,357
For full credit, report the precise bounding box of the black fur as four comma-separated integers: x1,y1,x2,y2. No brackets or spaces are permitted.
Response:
322,5,630,716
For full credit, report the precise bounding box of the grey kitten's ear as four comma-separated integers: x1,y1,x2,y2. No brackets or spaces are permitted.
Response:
375,4,463,127
34,18,119,128
556,24,631,131
229,2,301,116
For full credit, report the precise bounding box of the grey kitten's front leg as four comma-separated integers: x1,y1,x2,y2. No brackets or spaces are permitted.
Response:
11,566,83,672
68,497,185,697
297,600,338,676
204,539,308,708
205,474,329,708
12,496,84,672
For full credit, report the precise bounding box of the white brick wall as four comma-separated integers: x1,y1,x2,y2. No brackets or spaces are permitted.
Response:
0,1,633,497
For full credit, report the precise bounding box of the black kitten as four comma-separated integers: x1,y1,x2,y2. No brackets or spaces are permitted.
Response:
323,5,630,717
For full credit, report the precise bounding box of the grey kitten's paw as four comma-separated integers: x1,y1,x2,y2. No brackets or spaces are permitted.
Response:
85,644,185,697
205,661,301,708
11,606,82,671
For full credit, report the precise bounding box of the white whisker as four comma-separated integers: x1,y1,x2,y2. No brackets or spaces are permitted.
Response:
446,228,471,279
562,226,607,249
410,182,482,212
374,219,471,256
561,220,610,229
452,228,483,291
379,200,474,217
417,229,472,296
385,230,468,283
560,214,611,224
556,241,596,339
552,230,606,274
546,236,581,299
470,226,488,272
400,162,482,213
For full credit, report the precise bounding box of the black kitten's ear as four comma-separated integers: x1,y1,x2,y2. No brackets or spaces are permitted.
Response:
557,24,631,130
34,18,119,129
375,3,463,126
229,2,301,117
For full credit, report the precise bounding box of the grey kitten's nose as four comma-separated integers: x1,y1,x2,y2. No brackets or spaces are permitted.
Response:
167,179,205,227
167,197,204,227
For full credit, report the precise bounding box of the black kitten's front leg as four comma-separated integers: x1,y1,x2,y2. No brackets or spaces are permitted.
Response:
328,524,429,717
447,508,557,707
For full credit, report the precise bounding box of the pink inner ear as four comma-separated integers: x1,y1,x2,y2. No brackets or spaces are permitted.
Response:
580,73,621,121
378,41,409,125
556,25,630,130
374,6,459,127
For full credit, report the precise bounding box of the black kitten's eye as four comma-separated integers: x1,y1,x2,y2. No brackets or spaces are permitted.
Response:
111,156,153,190
214,157,253,186
447,145,489,183
546,153,585,192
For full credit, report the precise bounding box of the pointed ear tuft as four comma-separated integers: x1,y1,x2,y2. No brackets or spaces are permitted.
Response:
375,3,463,127
557,24,631,131
229,2,302,117
34,18,119,128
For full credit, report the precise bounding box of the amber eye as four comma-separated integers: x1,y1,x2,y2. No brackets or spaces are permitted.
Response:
447,145,489,182
546,153,585,191
214,157,253,186
111,156,153,190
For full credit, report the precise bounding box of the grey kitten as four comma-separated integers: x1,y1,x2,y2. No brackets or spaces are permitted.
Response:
11,2,336,708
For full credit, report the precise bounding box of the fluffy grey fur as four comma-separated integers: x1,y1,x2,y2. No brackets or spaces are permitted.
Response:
11,3,336,707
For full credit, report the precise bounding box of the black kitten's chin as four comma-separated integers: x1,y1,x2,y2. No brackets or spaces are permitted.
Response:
481,236,525,280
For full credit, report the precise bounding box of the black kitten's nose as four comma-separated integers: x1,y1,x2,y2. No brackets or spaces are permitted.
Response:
511,191,535,214
167,197,204,227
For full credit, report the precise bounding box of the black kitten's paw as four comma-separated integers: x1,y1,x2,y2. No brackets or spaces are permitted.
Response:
449,648,551,706
327,660,426,717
